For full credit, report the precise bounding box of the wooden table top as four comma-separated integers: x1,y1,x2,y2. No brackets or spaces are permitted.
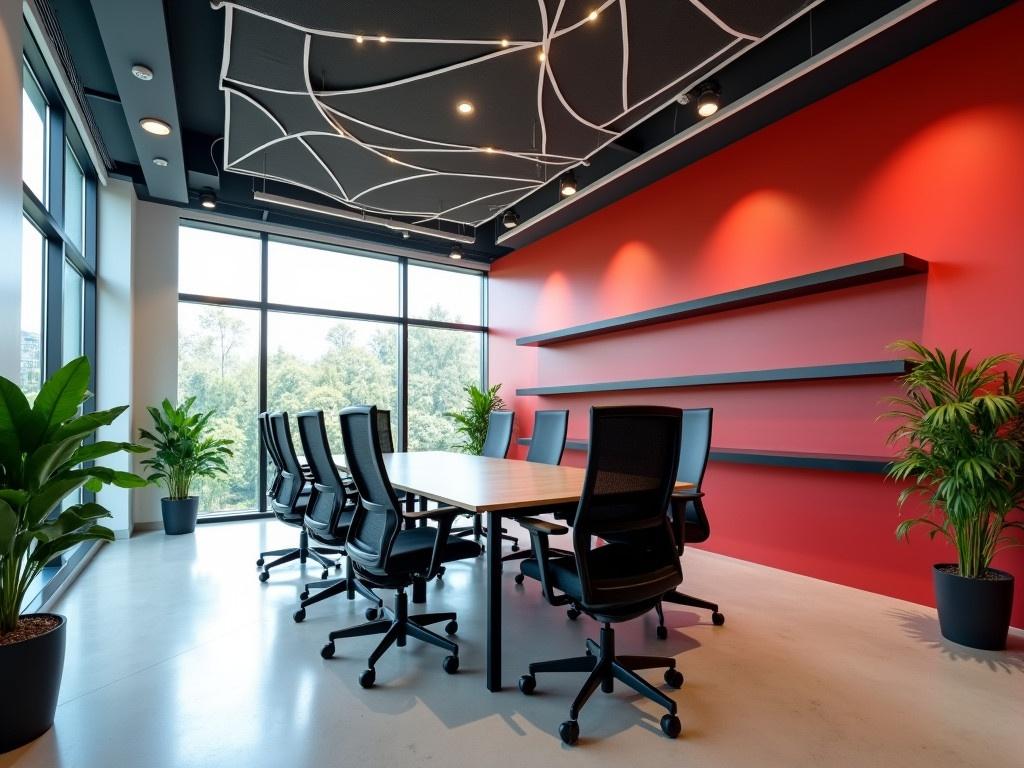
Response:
332,451,692,514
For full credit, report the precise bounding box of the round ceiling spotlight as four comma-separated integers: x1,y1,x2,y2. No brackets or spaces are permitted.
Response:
378,35,388,43
449,243,463,260
139,117,171,136
501,209,520,229
537,51,546,62
588,10,599,21
500,38,509,48
695,81,721,118
560,171,578,197
456,100,474,115
402,230,410,240
199,192,217,210
152,157,168,167
131,64,154,81
355,34,364,44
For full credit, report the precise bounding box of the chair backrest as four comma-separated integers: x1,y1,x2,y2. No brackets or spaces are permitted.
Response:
677,408,713,544
339,405,403,573
376,409,395,453
268,412,305,516
296,410,350,533
258,412,282,494
526,409,568,465
572,406,683,611
481,410,514,458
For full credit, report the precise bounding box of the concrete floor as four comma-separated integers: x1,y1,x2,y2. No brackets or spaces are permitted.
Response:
3,519,1021,767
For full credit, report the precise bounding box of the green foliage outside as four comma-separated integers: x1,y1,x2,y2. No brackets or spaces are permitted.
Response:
178,304,481,513
886,341,1024,578
0,357,147,631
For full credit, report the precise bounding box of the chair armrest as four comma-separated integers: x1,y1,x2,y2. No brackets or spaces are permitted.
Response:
416,509,458,581
671,490,705,501
517,517,569,537
403,504,463,521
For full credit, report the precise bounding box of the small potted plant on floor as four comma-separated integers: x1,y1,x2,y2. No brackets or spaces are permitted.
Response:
138,398,233,535
0,356,147,753
447,383,505,454
886,341,1024,650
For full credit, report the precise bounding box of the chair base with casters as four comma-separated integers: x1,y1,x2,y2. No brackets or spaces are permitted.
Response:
256,528,341,582
654,591,725,638
519,624,683,745
293,557,383,623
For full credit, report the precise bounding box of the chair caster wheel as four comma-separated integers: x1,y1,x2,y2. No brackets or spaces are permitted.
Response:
444,620,458,635
359,668,376,688
559,720,579,746
442,655,459,674
566,607,581,621
478,545,485,555
664,668,684,688
293,609,306,623
518,674,536,695
256,558,264,567
335,562,342,570
258,571,269,582
320,642,335,659
514,573,525,585
365,607,380,621
320,569,328,580
712,611,725,626
511,543,520,552
656,625,668,640
299,590,309,601
661,714,682,739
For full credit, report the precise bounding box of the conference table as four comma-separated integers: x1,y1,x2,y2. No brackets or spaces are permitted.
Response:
333,450,692,693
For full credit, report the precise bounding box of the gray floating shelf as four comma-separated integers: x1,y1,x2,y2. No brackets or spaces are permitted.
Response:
516,254,928,347
515,360,910,397
517,438,891,474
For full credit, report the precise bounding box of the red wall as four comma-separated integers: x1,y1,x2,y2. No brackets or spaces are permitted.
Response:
488,5,1024,628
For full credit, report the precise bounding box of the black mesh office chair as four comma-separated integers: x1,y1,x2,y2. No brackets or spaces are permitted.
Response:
503,410,570,566
320,406,482,687
292,410,382,623
515,406,686,745
452,410,518,550
257,412,339,582
654,408,724,636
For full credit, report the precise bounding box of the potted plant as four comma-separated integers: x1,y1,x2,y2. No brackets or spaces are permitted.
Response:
137,398,233,535
886,341,1024,650
447,383,505,454
0,357,147,752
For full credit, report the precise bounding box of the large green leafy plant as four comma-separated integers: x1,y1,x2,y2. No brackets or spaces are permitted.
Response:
0,357,146,633
138,398,233,500
447,384,505,455
886,341,1024,578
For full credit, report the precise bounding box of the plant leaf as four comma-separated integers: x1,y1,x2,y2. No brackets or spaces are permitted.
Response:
31,356,91,444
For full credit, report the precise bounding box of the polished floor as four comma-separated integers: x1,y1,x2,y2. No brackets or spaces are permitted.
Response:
3,519,1022,767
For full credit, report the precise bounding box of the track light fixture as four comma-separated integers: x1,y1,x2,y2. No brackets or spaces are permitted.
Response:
560,171,577,197
501,209,520,229
449,243,463,260
695,81,721,118
199,191,217,210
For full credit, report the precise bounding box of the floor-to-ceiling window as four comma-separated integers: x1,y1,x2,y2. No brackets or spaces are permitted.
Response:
177,222,487,518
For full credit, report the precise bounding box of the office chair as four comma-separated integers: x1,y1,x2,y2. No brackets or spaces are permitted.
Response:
257,412,339,582
452,410,518,550
655,408,724,637
516,406,686,745
320,406,482,687
292,410,381,623
503,409,571,566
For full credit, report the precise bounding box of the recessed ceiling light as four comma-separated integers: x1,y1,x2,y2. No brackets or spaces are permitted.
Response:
355,34,364,44
560,171,577,197
537,51,546,62
386,155,397,163
449,243,463,260
152,157,168,167
378,35,388,43
199,192,216,209
588,10,598,21
456,101,474,115
139,117,171,136
131,63,154,81
502,209,520,229
483,146,494,154
402,230,410,239
695,81,721,118
500,38,509,48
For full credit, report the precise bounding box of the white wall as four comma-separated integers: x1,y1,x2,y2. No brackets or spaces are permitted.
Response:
95,179,136,537
129,200,179,527
0,4,22,381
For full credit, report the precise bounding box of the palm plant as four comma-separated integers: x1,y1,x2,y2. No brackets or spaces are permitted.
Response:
447,383,505,455
138,398,233,500
885,341,1024,578
0,357,147,633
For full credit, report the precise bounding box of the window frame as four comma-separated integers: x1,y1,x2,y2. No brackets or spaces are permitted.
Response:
177,220,488,520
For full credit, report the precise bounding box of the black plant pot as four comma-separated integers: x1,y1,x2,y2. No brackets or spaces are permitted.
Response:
0,614,66,753
161,496,199,535
933,564,1014,651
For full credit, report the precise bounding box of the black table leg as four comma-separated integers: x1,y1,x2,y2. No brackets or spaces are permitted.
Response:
486,510,502,692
